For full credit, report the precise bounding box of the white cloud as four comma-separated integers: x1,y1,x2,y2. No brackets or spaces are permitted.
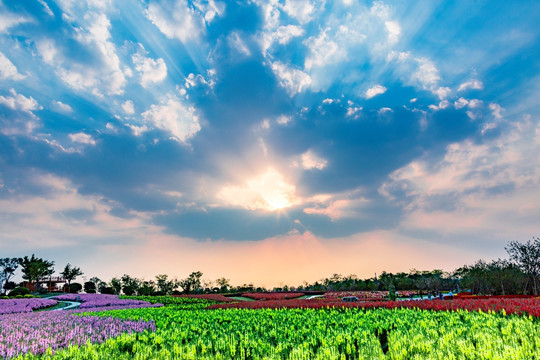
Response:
145,0,207,43
413,58,441,90
193,0,225,23
260,24,304,54
0,11,31,33
282,0,316,24
301,150,328,170
276,115,292,125
142,97,201,143
378,107,393,115
428,100,450,111
36,13,126,96
380,116,540,237
385,21,401,43
132,44,168,87
274,25,305,44
218,168,297,211
51,100,73,113
37,0,54,16
271,61,312,96
0,172,160,252
0,89,42,135
228,32,251,57
303,191,368,221
435,86,451,100
346,106,362,118
454,97,469,109
0,52,25,80
458,79,484,92
304,29,347,70
489,103,504,119
0,89,41,113
365,84,387,99
122,100,135,115
69,132,96,145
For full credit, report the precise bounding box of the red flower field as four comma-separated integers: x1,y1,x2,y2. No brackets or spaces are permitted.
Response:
208,297,540,317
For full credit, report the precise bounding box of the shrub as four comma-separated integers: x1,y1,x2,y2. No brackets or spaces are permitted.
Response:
9,287,31,296
70,283,83,293
101,287,115,295
84,281,96,294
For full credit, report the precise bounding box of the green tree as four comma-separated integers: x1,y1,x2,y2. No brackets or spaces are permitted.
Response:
0,258,19,293
60,264,83,293
109,277,122,295
155,274,178,295
506,237,540,295
121,274,141,295
84,281,96,293
215,277,231,292
179,271,203,294
18,254,54,291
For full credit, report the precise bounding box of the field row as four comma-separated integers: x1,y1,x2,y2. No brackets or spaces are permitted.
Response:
7,306,539,359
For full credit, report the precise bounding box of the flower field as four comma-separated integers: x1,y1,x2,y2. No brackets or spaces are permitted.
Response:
0,298,58,315
2,295,540,359
53,294,160,309
120,295,218,309
7,305,540,359
171,294,237,302
241,292,305,300
0,311,155,359
208,297,540,316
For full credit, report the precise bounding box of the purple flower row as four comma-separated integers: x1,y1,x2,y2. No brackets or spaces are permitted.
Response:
0,310,156,359
0,298,58,315
53,293,157,309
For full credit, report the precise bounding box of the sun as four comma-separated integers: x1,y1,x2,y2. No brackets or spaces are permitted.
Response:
218,168,297,211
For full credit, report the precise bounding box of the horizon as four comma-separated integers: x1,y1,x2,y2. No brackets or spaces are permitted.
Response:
1,1,539,289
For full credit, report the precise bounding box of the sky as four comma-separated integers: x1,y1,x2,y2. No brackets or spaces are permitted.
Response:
1,0,539,288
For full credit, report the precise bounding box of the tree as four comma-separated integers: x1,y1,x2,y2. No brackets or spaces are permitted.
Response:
84,281,96,293
89,277,107,293
506,237,540,295
60,264,83,293
121,274,141,296
69,282,82,293
0,258,19,293
155,274,178,295
179,271,203,294
18,254,54,291
109,277,122,295
215,277,231,292
138,280,156,296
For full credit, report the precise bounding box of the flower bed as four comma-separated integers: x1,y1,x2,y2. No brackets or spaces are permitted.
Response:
53,294,160,309
0,298,58,315
208,297,540,317
241,292,305,300
0,311,155,359
172,294,236,302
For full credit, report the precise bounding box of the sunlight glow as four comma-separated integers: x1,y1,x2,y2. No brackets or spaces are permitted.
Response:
218,168,297,211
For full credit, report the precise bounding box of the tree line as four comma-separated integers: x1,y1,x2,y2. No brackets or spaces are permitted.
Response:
1,237,539,296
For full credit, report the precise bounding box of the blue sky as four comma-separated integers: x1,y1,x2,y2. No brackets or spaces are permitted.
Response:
1,0,539,286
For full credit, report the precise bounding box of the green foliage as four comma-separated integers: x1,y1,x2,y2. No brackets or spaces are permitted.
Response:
179,271,203,294
17,306,540,359
18,254,55,285
0,257,19,292
84,281,96,293
9,286,31,296
119,295,217,310
67,282,82,293
60,264,83,288
506,237,540,295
